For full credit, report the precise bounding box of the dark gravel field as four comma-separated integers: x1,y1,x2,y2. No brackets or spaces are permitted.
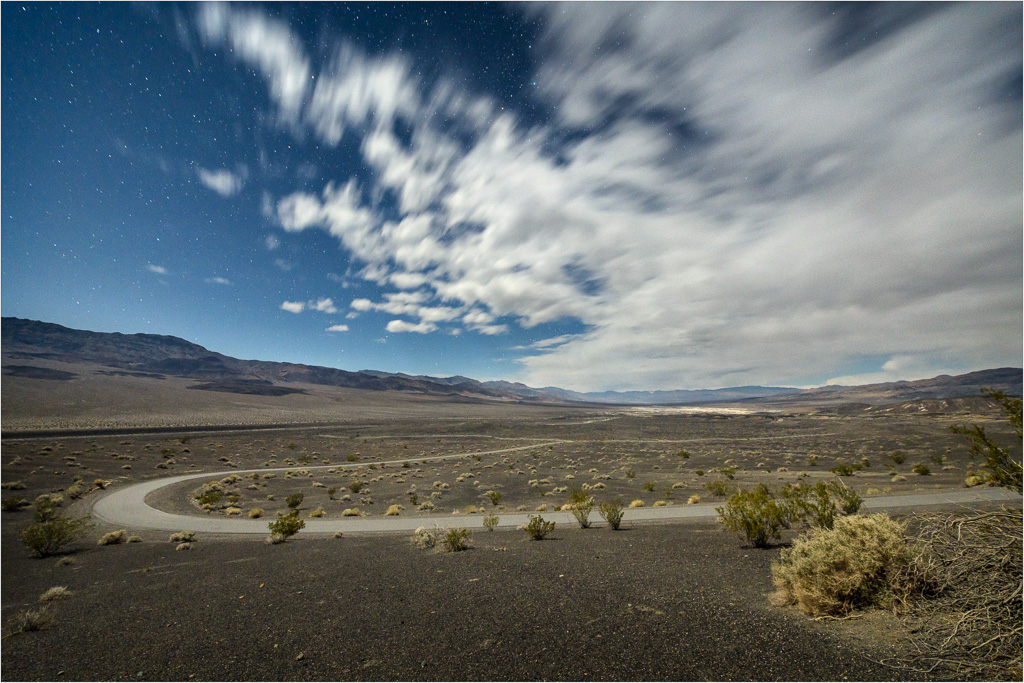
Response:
1,520,924,682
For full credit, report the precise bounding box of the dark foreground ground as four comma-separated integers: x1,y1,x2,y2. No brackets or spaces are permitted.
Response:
2,519,928,682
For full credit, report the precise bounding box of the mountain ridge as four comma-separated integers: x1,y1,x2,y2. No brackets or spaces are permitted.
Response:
2,317,1020,406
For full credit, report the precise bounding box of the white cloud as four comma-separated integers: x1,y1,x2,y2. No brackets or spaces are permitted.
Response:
311,297,337,314
206,276,231,285
326,324,349,332
197,3,311,123
146,264,167,275
280,301,304,313
386,319,437,334
197,167,244,196
207,4,1021,390
265,234,280,251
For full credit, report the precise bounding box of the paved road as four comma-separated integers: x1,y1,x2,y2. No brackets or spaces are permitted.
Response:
89,446,1022,535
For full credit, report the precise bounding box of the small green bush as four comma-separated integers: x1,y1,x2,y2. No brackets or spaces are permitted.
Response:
194,489,222,506
97,529,127,546
485,490,502,506
625,469,636,479
677,449,690,459
704,479,732,497
267,510,304,542
830,463,854,476
20,514,90,557
716,485,793,548
598,499,625,530
169,531,195,543
285,492,304,509
483,511,499,531
349,480,365,493
642,481,656,492
2,497,30,512
912,463,931,476
442,528,471,552
567,487,594,528
771,514,911,616
522,514,555,540
889,451,907,465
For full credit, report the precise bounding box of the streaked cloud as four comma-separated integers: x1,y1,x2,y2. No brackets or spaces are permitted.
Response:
202,3,1020,390
146,264,167,275
326,324,349,332
205,276,231,285
196,167,244,196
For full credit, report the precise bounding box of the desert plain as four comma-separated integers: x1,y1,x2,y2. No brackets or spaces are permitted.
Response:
1,367,1019,681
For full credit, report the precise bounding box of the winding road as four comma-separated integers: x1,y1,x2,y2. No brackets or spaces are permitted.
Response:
89,443,1022,536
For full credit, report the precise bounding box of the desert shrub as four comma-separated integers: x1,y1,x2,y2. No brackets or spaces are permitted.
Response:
418,500,435,511
783,479,863,530
11,608,51,633
348,480,365,493
21,513,90,557
411,526,440,549
65,482,88,500
625,469,636,479
127,535,142,543
716,485,793,548
248,508,264,519
889,451,907,465
267,510,304,541
1,480,27,490
327,487,337,499
704,479,732,497
598,499,625,530
342,508,361,516
194,489,222,506
224,507,242,516
522,514,555,540
285,493,304,509
98,529,127,546
771,514,911,616
385,504,401,516
485,490,502,505
830,463,854,476
39,586,73,602
720,466,737,480
2,497,30,512
642,481,656,492
677,449,691,459
442,528,471,552
807,455,818,466
567,487,594,528
891,509,1022,679
949,389,1022,493
628,499,645,508
687,494,701,504
169,531,195,543
912,463,931,476
308,507,326,518
483,511,499,531
695,469,705,476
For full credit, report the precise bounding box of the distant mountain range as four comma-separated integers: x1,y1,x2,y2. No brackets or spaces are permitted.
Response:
2,317,1020,406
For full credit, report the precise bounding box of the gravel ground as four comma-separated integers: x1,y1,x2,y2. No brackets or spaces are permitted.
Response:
1,521,926,681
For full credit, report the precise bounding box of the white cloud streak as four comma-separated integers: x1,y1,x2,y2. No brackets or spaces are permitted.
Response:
326,324,349,332
204,3,1021,390
197,167,244,196
146,264,167,275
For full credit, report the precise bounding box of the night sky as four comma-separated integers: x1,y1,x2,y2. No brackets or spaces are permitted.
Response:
2,2,1021,392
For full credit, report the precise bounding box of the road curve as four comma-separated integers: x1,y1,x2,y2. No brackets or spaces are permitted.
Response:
89,448,1023,536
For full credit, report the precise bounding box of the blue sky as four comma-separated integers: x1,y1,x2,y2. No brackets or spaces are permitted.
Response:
2,2,1021,392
